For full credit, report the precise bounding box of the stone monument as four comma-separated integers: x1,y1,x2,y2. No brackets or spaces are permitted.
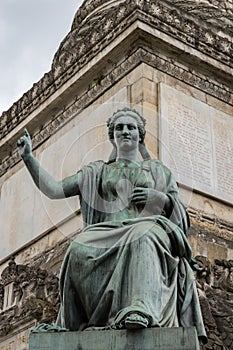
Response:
0,0,232,349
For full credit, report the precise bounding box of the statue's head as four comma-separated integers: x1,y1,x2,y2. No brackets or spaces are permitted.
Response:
106,107,146,145
106,107,150,162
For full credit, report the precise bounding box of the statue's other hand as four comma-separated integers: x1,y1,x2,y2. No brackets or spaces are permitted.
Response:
17,128,32,159
129,187,168,214
129,187,158,204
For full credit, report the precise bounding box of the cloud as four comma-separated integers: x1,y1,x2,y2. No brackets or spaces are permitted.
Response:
0,0,82,114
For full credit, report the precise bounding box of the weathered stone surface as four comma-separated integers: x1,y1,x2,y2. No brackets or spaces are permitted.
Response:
0,257,60,338
29,327,200,350
0,323,35,350
196,257,233,350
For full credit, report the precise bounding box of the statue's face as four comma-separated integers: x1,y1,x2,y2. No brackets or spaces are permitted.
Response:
113,115,140,152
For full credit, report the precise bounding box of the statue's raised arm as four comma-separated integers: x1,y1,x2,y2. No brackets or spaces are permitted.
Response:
17,128,80,199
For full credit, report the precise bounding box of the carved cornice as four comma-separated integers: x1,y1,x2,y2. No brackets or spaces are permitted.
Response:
49,0,233,77
169,0,233,33
0,47,232,177
71,0,233,35
0,0,232,143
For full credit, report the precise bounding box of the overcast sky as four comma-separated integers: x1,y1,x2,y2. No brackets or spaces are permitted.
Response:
0,0,82,115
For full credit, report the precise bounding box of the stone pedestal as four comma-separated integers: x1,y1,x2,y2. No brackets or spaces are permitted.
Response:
29,327,200,350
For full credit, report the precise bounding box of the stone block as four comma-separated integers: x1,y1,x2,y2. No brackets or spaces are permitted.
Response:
142,63,154,81
29,327,200,350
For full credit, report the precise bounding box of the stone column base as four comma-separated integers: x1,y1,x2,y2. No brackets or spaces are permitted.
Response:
29,327,200,350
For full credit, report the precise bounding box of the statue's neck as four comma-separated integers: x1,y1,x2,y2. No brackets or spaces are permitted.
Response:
117,148,139,162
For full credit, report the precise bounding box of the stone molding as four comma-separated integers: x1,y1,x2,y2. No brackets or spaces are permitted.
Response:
188,207,233,239
0,47,232,177
0,0,232,140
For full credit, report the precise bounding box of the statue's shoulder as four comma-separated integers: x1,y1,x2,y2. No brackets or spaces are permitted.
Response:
89,160,105,166
144,159,172,176
143,158,164,168
79,160,105,173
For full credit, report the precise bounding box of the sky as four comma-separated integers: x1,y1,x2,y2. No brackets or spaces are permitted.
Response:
0,0,82,115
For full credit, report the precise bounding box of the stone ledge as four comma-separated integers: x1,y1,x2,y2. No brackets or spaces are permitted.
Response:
29,326,200,350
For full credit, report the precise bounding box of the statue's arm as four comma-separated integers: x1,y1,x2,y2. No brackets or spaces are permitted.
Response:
17,129,80,199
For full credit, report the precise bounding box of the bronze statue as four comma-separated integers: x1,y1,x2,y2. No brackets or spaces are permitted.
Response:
17,108,207,342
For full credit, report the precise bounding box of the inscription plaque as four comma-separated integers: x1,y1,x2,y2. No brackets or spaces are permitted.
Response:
159,83,233,204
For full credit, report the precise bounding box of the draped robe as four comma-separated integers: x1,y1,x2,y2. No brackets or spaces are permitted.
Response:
57,159,207,342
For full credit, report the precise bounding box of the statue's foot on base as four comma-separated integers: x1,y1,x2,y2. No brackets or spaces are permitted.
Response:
31,323,69,333
124,313,149,329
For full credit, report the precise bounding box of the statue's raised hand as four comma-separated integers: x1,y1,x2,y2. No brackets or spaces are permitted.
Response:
17,128,32,159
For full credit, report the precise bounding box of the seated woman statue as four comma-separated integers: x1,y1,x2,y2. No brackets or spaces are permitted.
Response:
17,107,206,342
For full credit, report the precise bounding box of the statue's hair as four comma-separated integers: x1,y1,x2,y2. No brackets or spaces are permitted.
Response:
106,107,151,162
106,107,146,143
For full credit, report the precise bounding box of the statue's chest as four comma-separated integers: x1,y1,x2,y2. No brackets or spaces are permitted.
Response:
101,164,155,200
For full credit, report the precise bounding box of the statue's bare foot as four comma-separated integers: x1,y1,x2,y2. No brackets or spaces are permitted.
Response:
124,313,149,329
